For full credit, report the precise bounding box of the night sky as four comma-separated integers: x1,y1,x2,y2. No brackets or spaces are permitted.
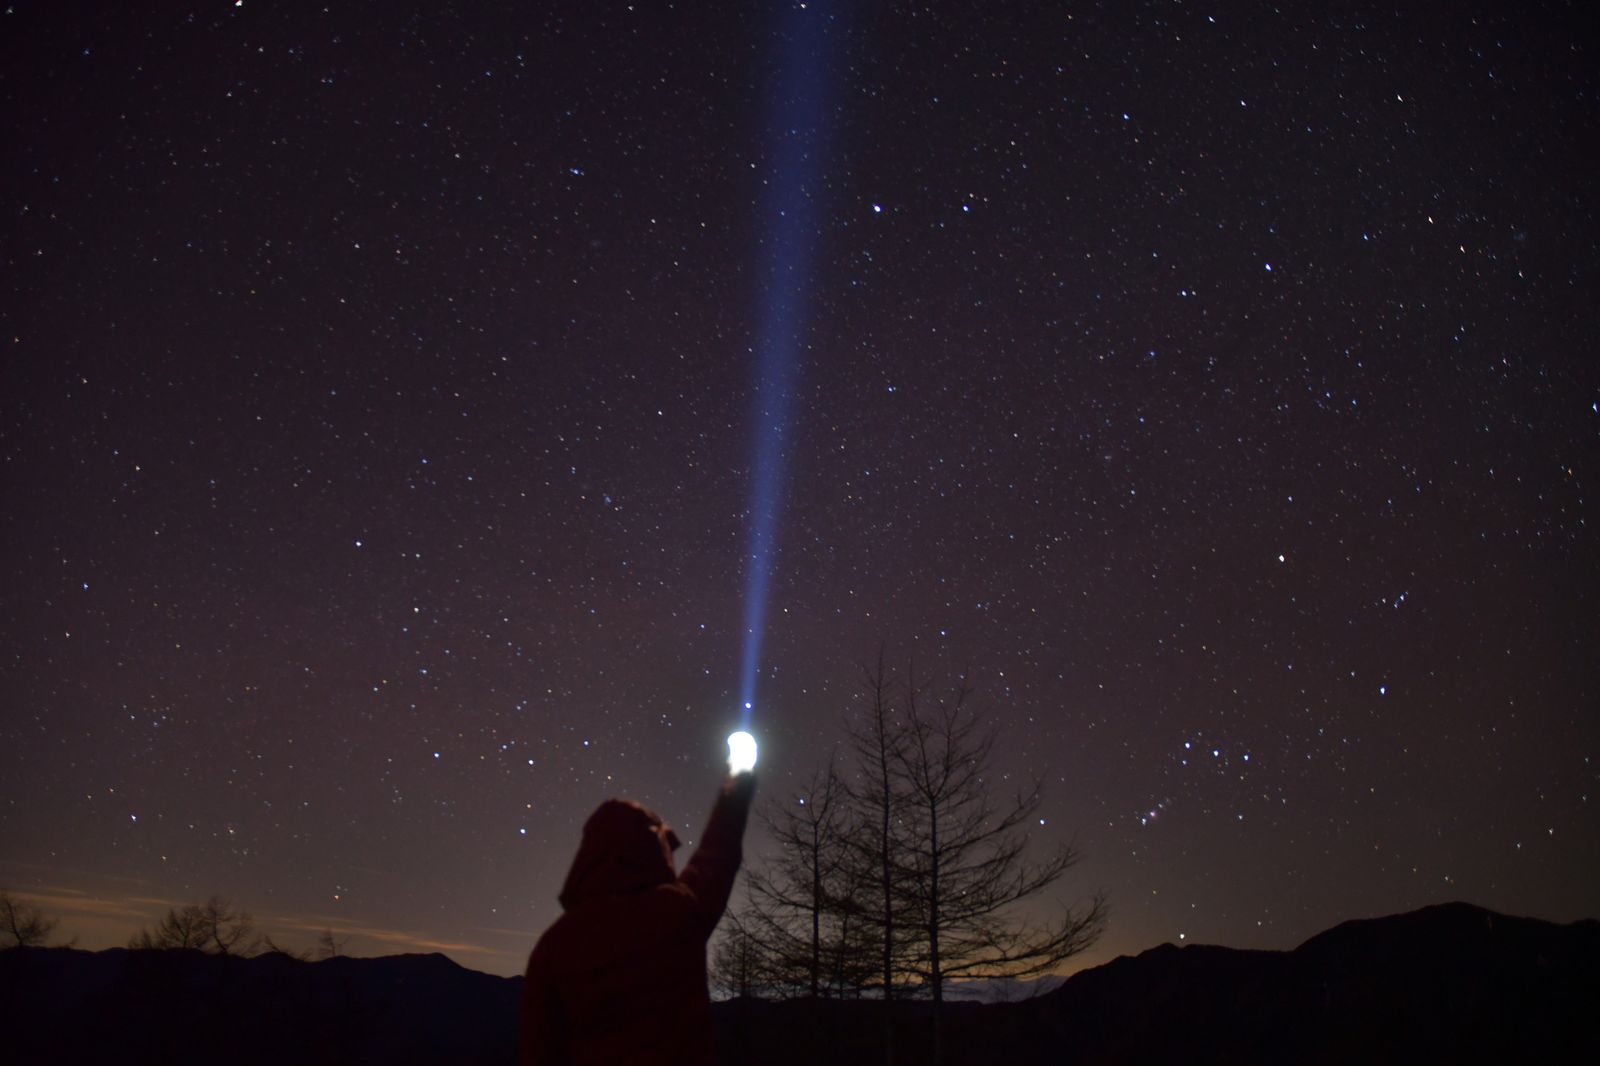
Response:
3,2,1596,978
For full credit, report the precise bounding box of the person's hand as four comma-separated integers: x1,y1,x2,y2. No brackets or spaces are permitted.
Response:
726,771,757,804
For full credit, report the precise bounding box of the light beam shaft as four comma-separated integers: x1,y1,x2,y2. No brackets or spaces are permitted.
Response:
738,3,838,728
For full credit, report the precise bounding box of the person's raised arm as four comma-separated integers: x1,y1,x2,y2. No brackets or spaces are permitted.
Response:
678,771,757,933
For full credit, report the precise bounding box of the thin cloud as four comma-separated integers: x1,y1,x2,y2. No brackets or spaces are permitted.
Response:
4,887,518,969
0,864,153,889
5,889,162,922
270,913,499,956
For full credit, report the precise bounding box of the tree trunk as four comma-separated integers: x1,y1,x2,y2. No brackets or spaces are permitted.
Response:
880,722,896,1066
928,801,943,1064
811,823,821,997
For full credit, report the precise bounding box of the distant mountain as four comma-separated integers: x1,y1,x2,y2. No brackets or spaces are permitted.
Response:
717,902,1600,1065
967,900,1600,1064
937,971,1065,1002
1,945,519,1066
4,902,1594,1065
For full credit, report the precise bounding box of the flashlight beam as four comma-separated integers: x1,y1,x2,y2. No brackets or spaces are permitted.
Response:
737,4,839,728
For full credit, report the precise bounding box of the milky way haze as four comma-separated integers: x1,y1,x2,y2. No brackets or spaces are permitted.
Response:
2,2,1595,976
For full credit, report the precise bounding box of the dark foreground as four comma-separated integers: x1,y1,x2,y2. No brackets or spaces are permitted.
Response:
3,902,1594,1065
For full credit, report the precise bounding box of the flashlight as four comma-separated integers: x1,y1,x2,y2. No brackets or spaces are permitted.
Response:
726,731,758,774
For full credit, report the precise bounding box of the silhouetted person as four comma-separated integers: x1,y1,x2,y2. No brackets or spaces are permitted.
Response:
520,770,757,1065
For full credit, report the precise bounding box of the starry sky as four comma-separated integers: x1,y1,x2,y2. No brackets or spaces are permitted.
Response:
2,2,1596,978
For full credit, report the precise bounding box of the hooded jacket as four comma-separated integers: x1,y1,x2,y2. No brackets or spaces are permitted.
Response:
520,773,756,1065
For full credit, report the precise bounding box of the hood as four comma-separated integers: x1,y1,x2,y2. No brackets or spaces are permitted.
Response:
558,798,677,909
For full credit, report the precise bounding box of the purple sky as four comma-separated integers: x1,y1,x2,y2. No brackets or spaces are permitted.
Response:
2,1,1595,976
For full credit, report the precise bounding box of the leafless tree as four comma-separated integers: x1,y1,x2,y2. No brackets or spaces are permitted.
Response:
742,754,875,997
130,895,263,956
893,668,1105,1059
0,891,62,947
260,933,310,960
129,905,205,950
734,654,1106,1066
317,928,350,960
843,655,918,1005
709,911,770,1000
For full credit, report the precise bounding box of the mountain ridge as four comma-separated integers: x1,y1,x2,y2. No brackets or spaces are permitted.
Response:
4,901,1594,1064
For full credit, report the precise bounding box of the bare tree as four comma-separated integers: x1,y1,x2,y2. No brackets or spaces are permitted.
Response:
894,669,1105,1058
317,928,350,960
844,655,917,1004
260,934,310,960
129,905,206,950
839,654,929,1066
709,911,768,1000
130,896,262,956
743,753,875,997
730,653,1107,1066
0,891,62,947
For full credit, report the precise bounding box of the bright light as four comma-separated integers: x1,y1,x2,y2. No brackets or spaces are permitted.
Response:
727,731,758,774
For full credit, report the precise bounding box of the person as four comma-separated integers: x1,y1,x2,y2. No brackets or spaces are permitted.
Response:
520,768,757,1065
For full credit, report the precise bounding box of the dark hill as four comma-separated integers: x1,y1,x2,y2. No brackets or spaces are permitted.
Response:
718,902,1600,1065
1,945,519,1066
3,902,1594,1065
